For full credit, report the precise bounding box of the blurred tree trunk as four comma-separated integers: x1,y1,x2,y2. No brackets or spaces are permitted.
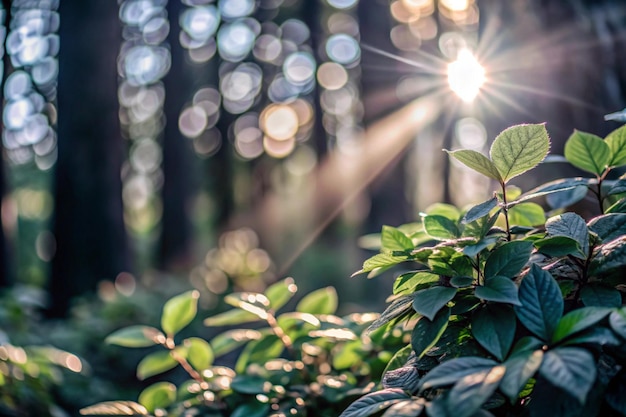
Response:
0,1,11,288
50,1,129,316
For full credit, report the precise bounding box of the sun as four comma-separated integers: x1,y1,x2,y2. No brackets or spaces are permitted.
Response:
447,49,486,102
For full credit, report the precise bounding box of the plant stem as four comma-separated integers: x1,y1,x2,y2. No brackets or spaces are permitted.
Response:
501,183,511,241
171,349,205,383
596,169,610,214
266,311,296,358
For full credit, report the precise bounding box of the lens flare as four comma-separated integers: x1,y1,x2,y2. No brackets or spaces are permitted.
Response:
447,49,485,102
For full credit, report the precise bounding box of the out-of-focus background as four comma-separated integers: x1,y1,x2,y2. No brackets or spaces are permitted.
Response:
0,0,625,412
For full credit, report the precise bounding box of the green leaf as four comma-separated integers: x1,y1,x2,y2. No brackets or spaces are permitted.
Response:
607,178,626,196
265,277,298,311
463,197,498,224
450,276,475,288
225,292,270,320
393,271,440,294
204,309,261,327
500,350,544,402
588,213,626,243
606,196,626,214
382,344,414,378
539,347,596,404
368,295,415,333
418,357,499,390
382,225,415,252
105,326,164,348
425,203,461,221
471,304,516,360
230,375,271,394
609,308,626,339
580,284,622,308
508,202,545,227
333,339,363,370
589,236,626,278
445,149,502,181
552,307,612,343
358,253,410,274
183,337,214,371
546,185,590,210
230,402,270,417
484,241,533,279
560,326,621,346
161,290,199,337
412,307,450,358
210,329,262,357
515,177,590,205
463,236,499,258
423,215,460,240
533,236,582,258
79,401,149,416
447,366,506,417
489,124,550,182
136,350,178,380
412,286,457,321
605,125,626,167
546,213,589,257
296,287,338,315
515,264,563,341
382,399,425,417
339,389,410,417
235,332,283,373
564,130,611,175
475,276,520,305
138,382,176,413
510,336,544,355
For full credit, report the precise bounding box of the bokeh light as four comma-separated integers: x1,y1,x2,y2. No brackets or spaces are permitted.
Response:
447,49,485,102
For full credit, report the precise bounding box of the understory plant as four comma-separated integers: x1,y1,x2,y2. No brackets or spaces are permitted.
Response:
340,123,626,417
80,279,405,417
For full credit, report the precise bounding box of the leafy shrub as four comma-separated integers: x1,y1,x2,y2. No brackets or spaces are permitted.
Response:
81,279,405,417
340,124,626,417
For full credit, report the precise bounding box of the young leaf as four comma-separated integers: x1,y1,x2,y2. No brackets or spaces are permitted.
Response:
357,253,410,274
462,197,498,224
418,357,499,390
447,366,506,417
265,278,298,311
105,326,164,348
210,329,262,357
412,307,450,358
489,124,550,182
225,292,270,320
588,213,626,243
138,382,176,413
183,337,214,371
500,350,544,402
538,347,596,404
338,389,410,417
423,215,460,240
545,213,589,257
296,286,338,315
382,225,415,252
204,309,261,327
483,240,533,279
580,284,622,308
551,307,612,343
444,149,502,181
507,202,545,227
161,290,199,337
471,304,516,360
475,276,520,305
412,286,457,321
136,350,178,380
79,401,149,416
368,295,415,333
564,130,611,175
515,264,563,341
605,125,626,167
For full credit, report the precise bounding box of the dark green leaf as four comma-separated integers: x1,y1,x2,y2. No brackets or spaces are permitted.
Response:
564,130,611,175
546,185,589,210
368,296,415,333
418,357,499,390
412,307,450,358
607,179,626,196
106,326,164,348
580,284,622,308
138,382,176,413
296,287,338,315
475,276,520,305
510,336,544,355
560,326,621,346
184,337,214,371
394,271,440,295
546,213,589,257
490,124,550,182
450,295,480,314
382,344,414,377
79,401,149,416
382,225,415,252
137,350,178,380
447,366,506,417
450,276,475,288
463,197,498,224
609,308,626,339
606,369,626,415
589,236,626,278
508,202,545,227
204,309,261,327
534,236,581,258
472,304,516,360
500,350,544,402
235,332,283,374
484,241,533,279
552,307,612,343
230,402,270,417
424,397,447,417
515,264,563,341
539,347,596,403
161,290,199,337
265,277,298,311
588,213,626,243
382,366,420,391
339,389,410,417
515,177,590,205
445,149,502,181
230,376,270,394
412,286,457,321
210,329,262,357
382,399,425,417
605,125,626,167
424,215,460,240
463,236,499,258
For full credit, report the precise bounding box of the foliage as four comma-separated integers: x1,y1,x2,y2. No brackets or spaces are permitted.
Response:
342,123,626,417
81,279,405,417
